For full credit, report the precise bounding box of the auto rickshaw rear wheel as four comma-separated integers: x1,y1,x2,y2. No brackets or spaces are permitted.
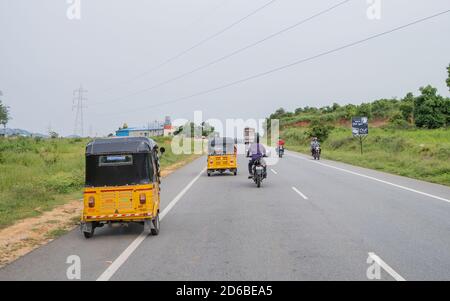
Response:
233,169,237,176
151,214,160,236
83,225,95,239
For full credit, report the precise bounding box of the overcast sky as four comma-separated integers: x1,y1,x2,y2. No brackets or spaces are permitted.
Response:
1,0,449,136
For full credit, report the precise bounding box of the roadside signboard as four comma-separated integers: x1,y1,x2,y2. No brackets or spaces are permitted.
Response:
352,117,369,154
352,117,369,137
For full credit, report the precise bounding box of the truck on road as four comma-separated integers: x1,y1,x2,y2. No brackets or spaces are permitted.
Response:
244,127,256,145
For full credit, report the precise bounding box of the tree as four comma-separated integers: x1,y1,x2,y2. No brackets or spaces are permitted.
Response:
49,131,59,139
389,111,410,129
371,99,396,119
447,64,450,92
332,102,341,112
399,92,415,124
443,97,450,126
302,106,319,114
343,104,357,120
0,91,10,131
306,119,334,142
356,103,372,118
320,106,333,114
294,107,303,114
270,108,285,119
414,85,446,128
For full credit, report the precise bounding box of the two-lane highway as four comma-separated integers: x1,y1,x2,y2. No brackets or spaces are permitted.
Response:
1,150,450,281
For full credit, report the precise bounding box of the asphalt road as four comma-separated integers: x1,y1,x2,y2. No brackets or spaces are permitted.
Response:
1,148,450,281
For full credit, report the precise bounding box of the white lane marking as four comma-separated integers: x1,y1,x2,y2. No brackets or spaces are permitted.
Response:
270,168,278,175
287,152,450,204
96,168,206,281
160,168,206,219
368,252,406,281
292,186,308,200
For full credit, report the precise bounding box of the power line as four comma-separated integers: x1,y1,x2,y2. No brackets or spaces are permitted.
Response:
72,85,88,136
93,0,277,97
99,8,450,118
92,0,352,106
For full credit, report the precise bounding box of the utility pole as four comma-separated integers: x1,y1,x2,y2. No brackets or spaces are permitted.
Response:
72,85,88,137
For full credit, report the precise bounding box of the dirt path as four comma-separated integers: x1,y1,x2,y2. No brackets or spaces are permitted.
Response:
0,155,200,268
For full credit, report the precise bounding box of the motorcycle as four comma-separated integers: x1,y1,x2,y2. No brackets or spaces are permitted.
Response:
247,154,267,188
277,146,284,158
312,146,321,160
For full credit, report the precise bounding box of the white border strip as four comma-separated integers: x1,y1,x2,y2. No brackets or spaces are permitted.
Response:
270,168,278,175
96,168,206,281
287,152,450,204
368,252,406,281
292,186,308,200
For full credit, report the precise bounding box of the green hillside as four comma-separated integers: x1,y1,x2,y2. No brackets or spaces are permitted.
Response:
267,82,450,186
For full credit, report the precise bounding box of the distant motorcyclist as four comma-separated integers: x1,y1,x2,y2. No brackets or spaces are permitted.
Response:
247,133,267,179
277,139,285,157
310,137,320,156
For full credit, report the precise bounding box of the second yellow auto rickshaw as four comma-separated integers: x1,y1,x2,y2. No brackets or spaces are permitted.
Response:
207,137,237,176
81,137,165,238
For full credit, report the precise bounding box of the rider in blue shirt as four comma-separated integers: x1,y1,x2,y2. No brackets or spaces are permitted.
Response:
247,134,267,178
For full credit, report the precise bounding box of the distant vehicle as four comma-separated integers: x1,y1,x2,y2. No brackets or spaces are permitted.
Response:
244,127,256,145
207,137,237,176
81,137,165,238
312,146,321,160
277,145,284,158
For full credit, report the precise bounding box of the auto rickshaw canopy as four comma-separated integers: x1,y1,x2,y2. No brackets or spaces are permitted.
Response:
86,137,157,155
85,137,159,187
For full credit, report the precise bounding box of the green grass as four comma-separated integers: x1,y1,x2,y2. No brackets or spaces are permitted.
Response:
282,127,450,186
45,227,69,239
152,136,194,169
0,136,197,229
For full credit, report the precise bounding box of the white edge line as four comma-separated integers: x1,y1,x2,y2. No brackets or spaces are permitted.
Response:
287,152,450,204
96,168,206,281
270,168,278,175
292,186,308,200
368,252,406,281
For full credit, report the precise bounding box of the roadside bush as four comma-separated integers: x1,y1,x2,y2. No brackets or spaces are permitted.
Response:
306,120,334,142
435,146,450,160
283,128,308,144
0,137,37,153
39,146,59,165
43,172,83,194
387,112,412,129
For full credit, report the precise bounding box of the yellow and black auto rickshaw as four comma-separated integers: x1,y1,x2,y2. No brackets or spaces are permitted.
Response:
81,137,165,238
207,137,237,176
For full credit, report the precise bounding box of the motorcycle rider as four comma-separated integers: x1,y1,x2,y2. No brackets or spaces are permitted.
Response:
277,138,285,154
247,133,267,179
310,137,320,156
